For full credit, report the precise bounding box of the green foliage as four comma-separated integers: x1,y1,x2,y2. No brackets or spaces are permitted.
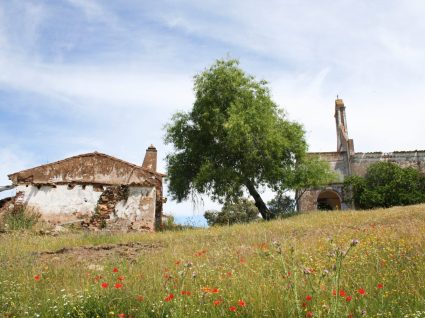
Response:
2,208,39,231
267,193,297,218
165,58,332,219
344,162,425,209
292,156,337,194
204,198,259,226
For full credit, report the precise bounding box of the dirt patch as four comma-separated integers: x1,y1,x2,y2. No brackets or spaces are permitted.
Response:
37,241,163,263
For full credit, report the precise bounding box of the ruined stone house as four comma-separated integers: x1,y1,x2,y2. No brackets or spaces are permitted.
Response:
298,99,425,211
3,145,164,231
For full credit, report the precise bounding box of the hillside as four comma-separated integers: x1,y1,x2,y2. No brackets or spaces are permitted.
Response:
1,205,425,317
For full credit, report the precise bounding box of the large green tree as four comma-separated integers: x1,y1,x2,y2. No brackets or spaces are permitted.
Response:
165,59,331,220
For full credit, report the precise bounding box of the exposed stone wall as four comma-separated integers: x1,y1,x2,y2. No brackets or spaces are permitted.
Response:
113,186,156,231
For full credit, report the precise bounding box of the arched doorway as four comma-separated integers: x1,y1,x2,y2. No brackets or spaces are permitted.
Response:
317,190,341,210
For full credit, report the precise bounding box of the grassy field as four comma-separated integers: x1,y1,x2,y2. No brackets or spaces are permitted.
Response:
1,205,425,318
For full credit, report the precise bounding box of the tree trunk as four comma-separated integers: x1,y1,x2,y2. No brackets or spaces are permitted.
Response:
245,180,274,220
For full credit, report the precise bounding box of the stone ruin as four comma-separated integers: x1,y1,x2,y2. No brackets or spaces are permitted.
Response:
0,145,164,232
298,99,425,211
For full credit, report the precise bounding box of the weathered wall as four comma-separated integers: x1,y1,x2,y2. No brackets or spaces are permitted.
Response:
351,151,425,177
114,187,156,230
15,184,157,230
17,184,101,219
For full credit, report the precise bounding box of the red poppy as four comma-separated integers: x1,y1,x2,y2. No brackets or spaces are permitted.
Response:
117,314,125,318
164,293,174,302
213,300,222,305
101,282,108,288
114,283,123,289
113,267,118,273
181,291,191,295
229,306,237,312
211,288,219,293
346,296,352,302
239,259,246,264
195,250,207,256
339,290,346,297
34,275,41,281
306,312,314,317
136,295,144,302
332,290,337,296
377,283,383,289
117,276,125,281
302,302,307,308
358,288,366,295
306,295,312,301
238,299,246,307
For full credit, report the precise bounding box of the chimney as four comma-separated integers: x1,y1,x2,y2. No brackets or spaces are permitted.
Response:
142,144,157,172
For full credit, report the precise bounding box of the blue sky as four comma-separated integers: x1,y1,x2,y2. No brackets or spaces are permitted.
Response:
1,0,425,218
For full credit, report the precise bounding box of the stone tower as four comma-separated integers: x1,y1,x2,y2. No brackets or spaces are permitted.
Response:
335,98,354,155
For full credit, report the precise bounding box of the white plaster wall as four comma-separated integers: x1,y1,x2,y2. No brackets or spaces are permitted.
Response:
16,184,101,215
114,187,156,222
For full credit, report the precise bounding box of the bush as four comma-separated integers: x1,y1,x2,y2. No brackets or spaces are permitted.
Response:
344,162,425,209
204,198,259,226
2,208,40,231
267,193,297,218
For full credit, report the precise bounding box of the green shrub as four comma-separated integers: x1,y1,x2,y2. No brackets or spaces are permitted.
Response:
204,198,259,226
344,162,425,209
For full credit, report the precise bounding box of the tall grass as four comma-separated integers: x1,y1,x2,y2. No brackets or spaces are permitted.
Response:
1,207,40,231
0,204,425,317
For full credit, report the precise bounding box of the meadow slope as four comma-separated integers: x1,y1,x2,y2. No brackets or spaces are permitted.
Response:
1,205,425,317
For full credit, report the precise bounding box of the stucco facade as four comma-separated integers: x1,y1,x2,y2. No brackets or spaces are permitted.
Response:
298,99,425,212
5,146,164,231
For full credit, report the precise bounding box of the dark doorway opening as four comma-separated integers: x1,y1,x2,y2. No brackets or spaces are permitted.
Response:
317,190,341,210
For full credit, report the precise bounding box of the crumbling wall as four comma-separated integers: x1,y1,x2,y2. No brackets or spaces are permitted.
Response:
9,183,157,231
351,151,425,177
92,185,156,232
